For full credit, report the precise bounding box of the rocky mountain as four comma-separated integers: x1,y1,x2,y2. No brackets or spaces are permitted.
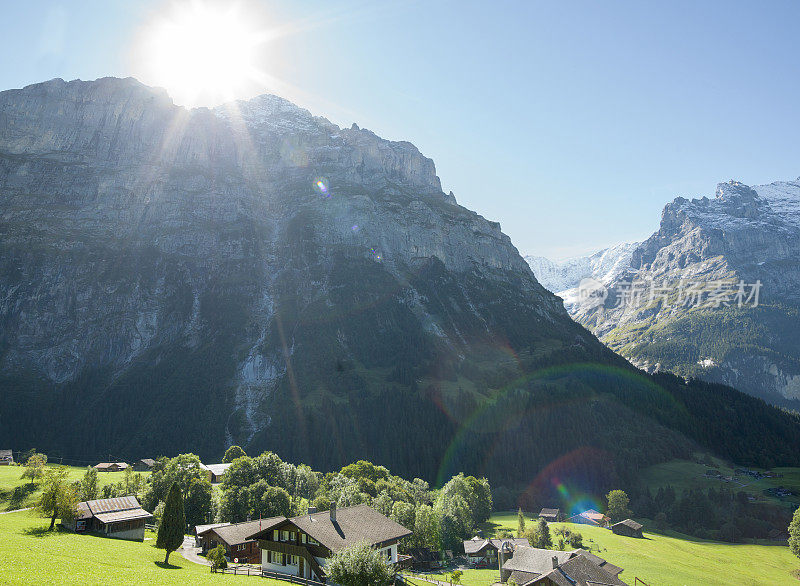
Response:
554,179,800,409
525,242,639,310
2,78,800,488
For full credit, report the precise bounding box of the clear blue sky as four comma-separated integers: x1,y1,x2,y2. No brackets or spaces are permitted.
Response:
3,0,800,259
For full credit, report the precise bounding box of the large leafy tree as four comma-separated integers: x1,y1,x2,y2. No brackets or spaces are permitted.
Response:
185,477,213,528
80,466,99,501
606,489,632,523
325,541,393,586
789,506,800,559
37,466,78,530
223,445,247,463
156,482,186,565
21,453,47,484
524,518,552,549
142,453,210,516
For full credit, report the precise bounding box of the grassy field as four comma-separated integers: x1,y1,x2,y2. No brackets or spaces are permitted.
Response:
0,465,149,511
405,568,498,586
639,456,800,510
478,512,800,585
0,509,287,585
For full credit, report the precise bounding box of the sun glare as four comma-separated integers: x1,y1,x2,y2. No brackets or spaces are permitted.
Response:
135,1,269,107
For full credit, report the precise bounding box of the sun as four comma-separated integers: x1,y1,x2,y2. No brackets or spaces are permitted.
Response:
134,1,269,108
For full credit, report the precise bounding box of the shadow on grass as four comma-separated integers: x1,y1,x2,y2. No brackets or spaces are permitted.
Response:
21,525,61,538
154,561,182,570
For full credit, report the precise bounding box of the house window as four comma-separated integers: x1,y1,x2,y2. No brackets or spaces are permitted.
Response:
308,536,319,545
387,548,392,560
273,529,279,541
301,533,307,544
290,555,299,565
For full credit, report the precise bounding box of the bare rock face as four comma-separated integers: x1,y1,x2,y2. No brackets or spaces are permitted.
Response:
560,179,800,408
0,77,593,473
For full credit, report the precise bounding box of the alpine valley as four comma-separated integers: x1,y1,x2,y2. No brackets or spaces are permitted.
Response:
529,179,800,412
2,78,800,498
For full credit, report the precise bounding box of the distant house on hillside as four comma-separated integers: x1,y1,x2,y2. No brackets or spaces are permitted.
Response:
538,508,560,523
463,536,529,567
201,463,232,483
0,449,13,465
611,518,643,538
132,459,155,471
248,503,412,582
565,509,609,527
199,519,270,564
94,462,129,472
63,496,152,541
501,545,624,585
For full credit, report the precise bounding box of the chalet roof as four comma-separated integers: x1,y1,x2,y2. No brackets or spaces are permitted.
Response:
502,546,573,574
539,508,559,517
137,459,156,467
80,496,152,525
523,553,627,586
203,463,232,477
204,518,282,546
570,549,623,576
613,518,643,531
567,509,608,524
95,509,153,523
248,504,412,552
85,496,141,514
94,462,129,470
0,449,13,461
463,537,529,555
196,522,230,536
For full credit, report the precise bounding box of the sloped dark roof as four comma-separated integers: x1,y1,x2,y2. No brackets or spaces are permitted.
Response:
248,504,411,552
85,496,141,514
539,508,559,517
464,536,529,554
613,519,643,531
502,546,573,574
196,522,230,536
571,549,623,576
136,458,156,467
95,509,153,523
524,553,627,586
80,496,151,525
205,518,283,546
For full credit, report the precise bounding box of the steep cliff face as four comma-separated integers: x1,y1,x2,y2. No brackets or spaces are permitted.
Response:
565,179,800,408
2,78,799,483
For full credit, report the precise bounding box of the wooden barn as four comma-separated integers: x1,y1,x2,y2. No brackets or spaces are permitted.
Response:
94,462,129,472
611,518,643,538
63,496,152,541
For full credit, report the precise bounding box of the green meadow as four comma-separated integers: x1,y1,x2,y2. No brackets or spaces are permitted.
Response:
0,465,149,511
0,509,284,585
479,511,800,586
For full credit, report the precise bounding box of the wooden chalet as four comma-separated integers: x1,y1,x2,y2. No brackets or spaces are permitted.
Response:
611,518,643,538
200,463,232,483
247,503,412,582
565,509,610,527
132,458,156,471
198,519,268,564
501,546,625,585
62,496,152,541
463,536,529,567
94,462,129,472
0,449,13,466
538,508,560,523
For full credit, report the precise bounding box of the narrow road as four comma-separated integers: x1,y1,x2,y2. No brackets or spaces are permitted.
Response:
181,535,211,566
0,507,33,514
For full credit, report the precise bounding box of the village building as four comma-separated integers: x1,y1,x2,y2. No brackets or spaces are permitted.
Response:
195,522,231,547
247,503,412,582
132,458,155,471
0,449,13,465
463,536,529,567
611,518,643,538
200,463,232,483
198,519,268,564
538,508,560,523
501,545,624,585
63,496,152,541
94,462,129,472
565,509,610,527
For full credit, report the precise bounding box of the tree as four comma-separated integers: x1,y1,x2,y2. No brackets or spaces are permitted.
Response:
449,569,463,585
654,512,668,532
223,446,247,463
789,506,800,559
185,477,213,528
156,482,186,565
325,541,393,586
606,490,632,523
524,518,551,549
517,508,526,537
208,544,228,570
413,504,440,550
36,466,78,530
21,453,47,484
80,466,99,500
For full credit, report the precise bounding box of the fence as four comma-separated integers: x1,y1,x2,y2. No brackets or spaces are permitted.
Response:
260,570,325,585
211,565,261,577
